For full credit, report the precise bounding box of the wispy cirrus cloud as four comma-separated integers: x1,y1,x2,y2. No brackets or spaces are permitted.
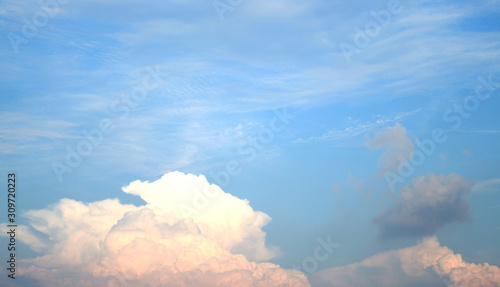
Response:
0,112,80,154
294,109,420,144
472,178,500,193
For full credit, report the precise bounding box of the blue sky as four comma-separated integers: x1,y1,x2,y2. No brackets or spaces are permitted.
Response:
1,0,500,286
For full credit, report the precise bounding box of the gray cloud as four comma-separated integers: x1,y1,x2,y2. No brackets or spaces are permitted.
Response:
373,173,472,237
366,123,415,175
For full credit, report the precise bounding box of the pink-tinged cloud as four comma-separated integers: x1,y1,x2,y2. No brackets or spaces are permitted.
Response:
310,236,500,287
10,172,310,287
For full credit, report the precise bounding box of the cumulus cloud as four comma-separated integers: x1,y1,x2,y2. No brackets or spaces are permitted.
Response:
366,123,415,175
373,173,472,237
310,236,500,287
122,172,278,262
9,172,309,287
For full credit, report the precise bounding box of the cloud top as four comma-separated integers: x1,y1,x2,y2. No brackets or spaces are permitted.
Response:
310,236,500,287
366,123,415,175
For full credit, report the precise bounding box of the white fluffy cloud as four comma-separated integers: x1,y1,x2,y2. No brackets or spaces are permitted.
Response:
11,172,309,287
366,123,415,175
310,236,500,287
374,173,472,237
122,172,277,262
